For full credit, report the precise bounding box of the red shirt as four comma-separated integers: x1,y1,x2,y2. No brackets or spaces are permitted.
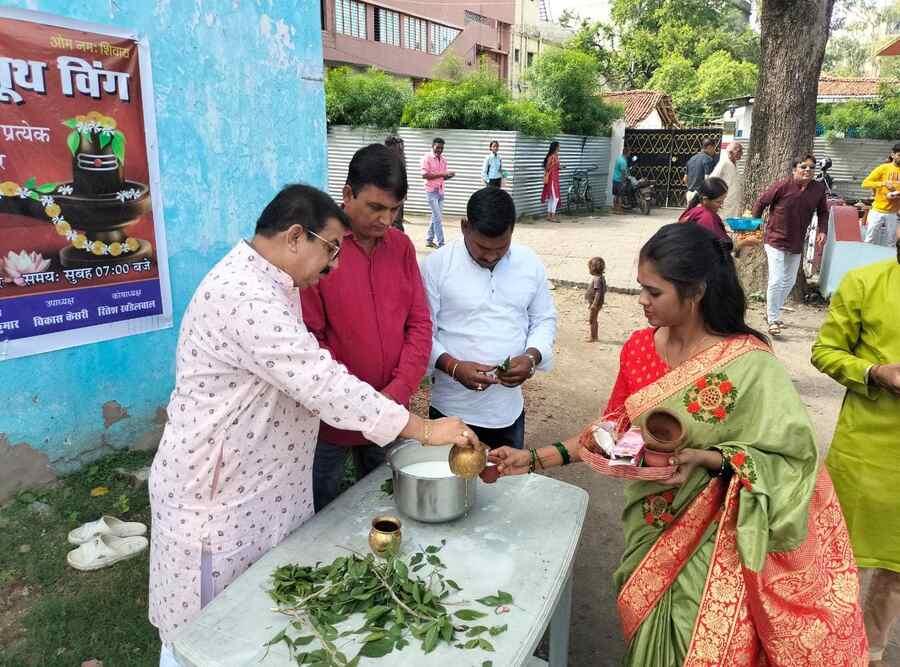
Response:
678,205,729,240
752,178,828,254
300,228,432,446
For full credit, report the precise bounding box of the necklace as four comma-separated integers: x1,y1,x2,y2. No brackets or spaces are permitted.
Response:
660,331,715,369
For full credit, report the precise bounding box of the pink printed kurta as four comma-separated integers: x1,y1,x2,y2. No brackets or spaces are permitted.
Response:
148,241,409,643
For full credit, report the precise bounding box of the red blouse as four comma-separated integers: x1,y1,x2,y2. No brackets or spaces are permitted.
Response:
604,328,668,428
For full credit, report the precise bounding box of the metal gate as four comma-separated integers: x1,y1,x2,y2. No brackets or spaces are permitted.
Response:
624,128,723,208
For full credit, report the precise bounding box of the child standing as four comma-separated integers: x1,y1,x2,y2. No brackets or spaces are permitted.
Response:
586,257,607,342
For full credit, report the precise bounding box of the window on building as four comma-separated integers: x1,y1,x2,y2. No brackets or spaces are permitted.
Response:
526,51,534,67
403,15,426,51
514,48,520,63
375,7,400,46
429,23,460,55
320,0,327,30
335,0,366,39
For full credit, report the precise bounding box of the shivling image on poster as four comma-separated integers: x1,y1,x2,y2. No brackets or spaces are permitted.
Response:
0,8,172,359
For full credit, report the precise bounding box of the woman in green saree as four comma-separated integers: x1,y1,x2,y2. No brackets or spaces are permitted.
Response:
490,223,866,666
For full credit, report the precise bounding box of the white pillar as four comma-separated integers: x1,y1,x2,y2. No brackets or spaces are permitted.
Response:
606,118,626,205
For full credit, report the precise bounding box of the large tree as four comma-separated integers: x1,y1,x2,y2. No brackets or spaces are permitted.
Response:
738,0,836,295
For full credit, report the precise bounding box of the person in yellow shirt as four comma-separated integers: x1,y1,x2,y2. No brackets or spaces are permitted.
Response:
812,240,900,665
861,143,900,246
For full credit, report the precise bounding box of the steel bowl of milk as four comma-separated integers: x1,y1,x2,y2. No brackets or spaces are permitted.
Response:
386,439,477,523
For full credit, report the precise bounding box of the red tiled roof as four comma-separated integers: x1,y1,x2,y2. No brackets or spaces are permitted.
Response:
817,75,885,98
600,90,680,128
877,36,900,57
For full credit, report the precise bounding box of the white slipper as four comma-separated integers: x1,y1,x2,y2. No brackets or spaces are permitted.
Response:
67,533,148,571
67,515,147,545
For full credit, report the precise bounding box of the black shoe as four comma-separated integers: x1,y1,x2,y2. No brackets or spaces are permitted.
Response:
425,241,436,248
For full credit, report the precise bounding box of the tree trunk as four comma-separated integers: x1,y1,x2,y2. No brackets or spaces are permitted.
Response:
736,0,836,298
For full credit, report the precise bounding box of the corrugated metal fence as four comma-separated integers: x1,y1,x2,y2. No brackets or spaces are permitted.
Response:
732,137,896,201
326,125,611,217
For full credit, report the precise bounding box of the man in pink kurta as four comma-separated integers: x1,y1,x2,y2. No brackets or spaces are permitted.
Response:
149,185,477,660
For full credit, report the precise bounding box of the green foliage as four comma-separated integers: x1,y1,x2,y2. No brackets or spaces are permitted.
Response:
527,48,621,136
325,66,411,129
566,0,759,116
402,66,561,137
649,50,758,119
266,540,511,665
817,92,900,139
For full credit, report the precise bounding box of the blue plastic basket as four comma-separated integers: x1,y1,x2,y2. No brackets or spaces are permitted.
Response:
725,217,763,232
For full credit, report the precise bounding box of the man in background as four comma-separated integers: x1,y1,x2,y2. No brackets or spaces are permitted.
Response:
684,138,718,205
752,155,827,337
710,142,744,220
421,137,455,249
861,142,900,246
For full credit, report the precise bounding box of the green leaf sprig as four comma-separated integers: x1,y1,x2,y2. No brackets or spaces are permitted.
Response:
266,540,510,666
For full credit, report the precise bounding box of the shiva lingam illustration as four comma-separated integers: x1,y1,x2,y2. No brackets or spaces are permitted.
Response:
0,111,152,269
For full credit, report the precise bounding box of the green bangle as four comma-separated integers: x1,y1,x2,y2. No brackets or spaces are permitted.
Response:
528,448,537,474
553,442,570,465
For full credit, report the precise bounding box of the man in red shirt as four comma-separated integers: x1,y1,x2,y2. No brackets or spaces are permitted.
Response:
752,154,828,337
301,144,432,510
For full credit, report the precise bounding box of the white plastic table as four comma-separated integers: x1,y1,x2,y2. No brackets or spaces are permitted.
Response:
172,468,588,666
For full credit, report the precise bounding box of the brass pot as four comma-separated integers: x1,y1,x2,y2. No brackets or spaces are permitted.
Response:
368,515,402,557
448,444,487,479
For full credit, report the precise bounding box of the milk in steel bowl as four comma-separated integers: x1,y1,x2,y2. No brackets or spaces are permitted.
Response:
386,441,477,523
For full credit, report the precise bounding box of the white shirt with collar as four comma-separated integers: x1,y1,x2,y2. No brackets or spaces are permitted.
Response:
422,239,557,429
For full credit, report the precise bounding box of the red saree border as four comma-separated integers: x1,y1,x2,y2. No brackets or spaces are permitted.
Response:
683,468,868,667
616,477,726,640
683,477,759,666
624,335,771,422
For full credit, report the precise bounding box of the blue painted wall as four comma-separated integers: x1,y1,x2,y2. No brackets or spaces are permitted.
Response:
0,1,326,469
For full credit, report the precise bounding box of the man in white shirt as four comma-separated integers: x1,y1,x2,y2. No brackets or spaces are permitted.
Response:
422,187,558,449
710,142,744,220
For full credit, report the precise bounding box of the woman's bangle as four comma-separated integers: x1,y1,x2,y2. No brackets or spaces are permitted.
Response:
423,420,432,446
708,448,727,478
450,362,459,381
528,448,537,474
535,449,545,470
553,441,570,465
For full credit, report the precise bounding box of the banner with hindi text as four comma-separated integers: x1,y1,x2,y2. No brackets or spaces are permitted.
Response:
0,8,171,360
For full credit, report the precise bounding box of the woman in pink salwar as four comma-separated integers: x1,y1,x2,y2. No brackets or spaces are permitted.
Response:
150,185,478,665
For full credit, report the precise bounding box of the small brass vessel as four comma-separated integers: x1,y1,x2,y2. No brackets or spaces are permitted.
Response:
368,515,402,557
448,444,488,479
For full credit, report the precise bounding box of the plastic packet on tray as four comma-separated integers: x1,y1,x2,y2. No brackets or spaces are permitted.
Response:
581,420,677,481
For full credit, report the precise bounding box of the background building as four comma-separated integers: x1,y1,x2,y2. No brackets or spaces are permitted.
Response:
321,0,513,84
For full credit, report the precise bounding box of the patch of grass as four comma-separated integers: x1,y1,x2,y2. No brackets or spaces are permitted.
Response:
0,448,158,666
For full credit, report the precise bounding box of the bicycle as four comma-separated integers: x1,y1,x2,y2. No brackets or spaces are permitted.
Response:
566,165,598,214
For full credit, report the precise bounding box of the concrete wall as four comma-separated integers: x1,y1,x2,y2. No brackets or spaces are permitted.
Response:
0,1,327,499
326,125,610,218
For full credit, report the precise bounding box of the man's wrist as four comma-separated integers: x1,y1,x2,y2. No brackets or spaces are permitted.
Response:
867,364,881,387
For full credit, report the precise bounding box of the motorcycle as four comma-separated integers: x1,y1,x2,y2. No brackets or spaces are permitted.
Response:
620,174,654,215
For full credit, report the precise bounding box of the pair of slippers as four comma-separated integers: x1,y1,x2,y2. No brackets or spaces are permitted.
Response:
66,516,148,571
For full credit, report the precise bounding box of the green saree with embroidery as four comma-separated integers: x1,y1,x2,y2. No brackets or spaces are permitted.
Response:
580,328,866,667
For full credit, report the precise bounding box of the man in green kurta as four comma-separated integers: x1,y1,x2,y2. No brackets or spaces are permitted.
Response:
812,242,900,665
